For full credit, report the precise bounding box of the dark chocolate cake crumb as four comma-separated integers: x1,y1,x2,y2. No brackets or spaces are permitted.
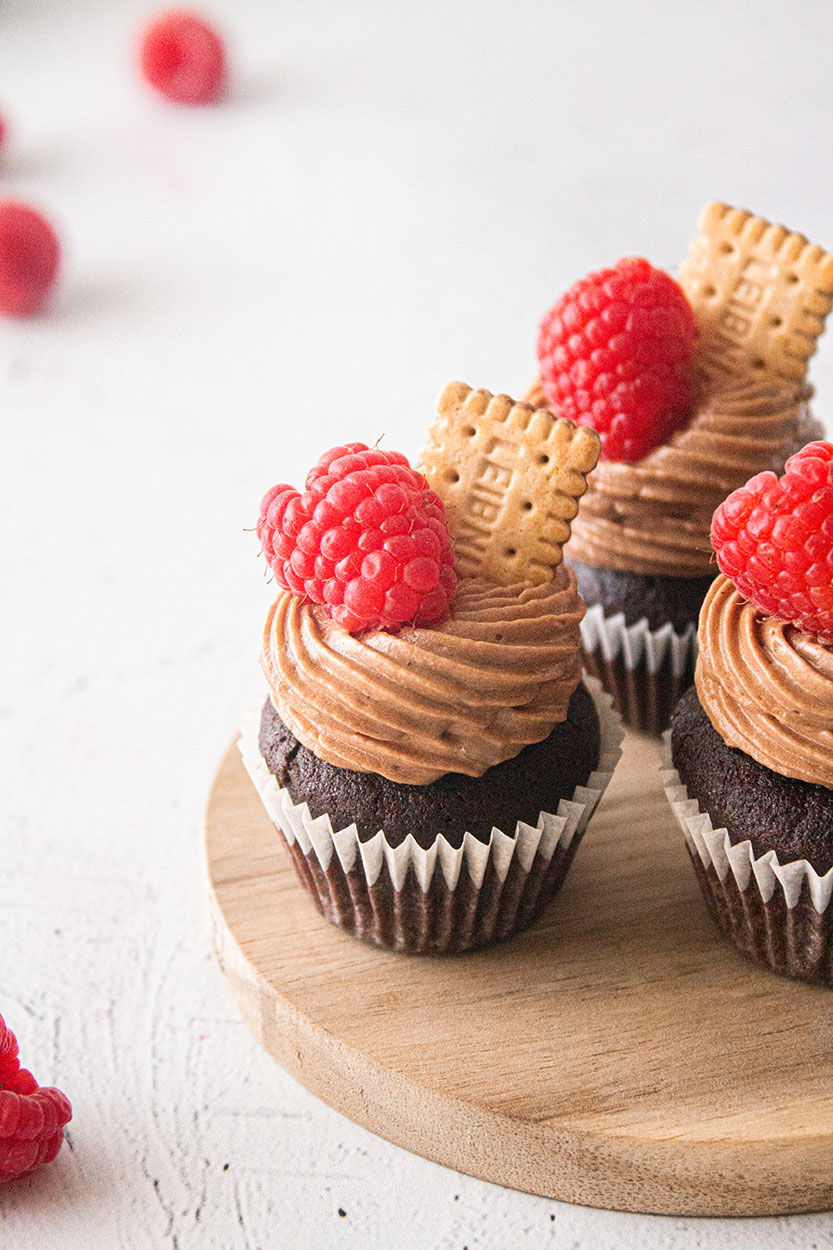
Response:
671,685,833,874
259,683,601,849
571,560,715,631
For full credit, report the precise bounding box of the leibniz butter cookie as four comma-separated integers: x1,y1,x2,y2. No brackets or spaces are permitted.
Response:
679,201,833,384
420,382,600,584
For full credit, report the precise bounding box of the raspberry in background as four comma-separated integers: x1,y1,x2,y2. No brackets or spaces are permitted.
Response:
139,10,226,105
0,1014,71,1183
0,201,60,316
711,441,833,643
258,443,457,634
537,257,696,463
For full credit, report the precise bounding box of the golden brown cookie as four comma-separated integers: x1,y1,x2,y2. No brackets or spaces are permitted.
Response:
679,201,833,384
420,382,600,585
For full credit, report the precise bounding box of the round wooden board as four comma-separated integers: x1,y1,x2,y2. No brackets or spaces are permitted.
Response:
205,728,833,1217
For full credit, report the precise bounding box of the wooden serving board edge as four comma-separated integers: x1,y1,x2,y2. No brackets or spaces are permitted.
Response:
205,740,833,1218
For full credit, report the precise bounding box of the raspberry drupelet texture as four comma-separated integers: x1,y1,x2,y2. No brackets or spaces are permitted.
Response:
0,1014,71,1183
139,10,226,105
0,201,60,317
258,443,457,634
537,256,696,463
712,441,833,643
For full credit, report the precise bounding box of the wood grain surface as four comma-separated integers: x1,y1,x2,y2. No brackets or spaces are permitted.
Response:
205,729,833,1218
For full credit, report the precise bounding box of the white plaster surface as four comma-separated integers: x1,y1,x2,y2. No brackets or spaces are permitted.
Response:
1,0,832,1245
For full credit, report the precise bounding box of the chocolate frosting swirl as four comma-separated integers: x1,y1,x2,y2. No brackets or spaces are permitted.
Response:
696,574,833,790
260,564,585,784
528,377,819,577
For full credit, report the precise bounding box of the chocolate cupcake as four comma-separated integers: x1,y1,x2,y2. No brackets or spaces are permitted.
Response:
528,202,830,732
662,438,833,985
241,382,623,953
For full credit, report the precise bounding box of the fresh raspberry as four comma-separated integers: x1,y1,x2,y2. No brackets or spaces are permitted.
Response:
537,256,696,462
0,201,60,317
0,1015,71,1183
257,443,457,634
711,442,833,643
139,11,226,105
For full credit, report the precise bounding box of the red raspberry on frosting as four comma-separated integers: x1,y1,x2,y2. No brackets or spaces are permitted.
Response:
258,443,457,634
0,1014,71,1183
711,441,833,643
537,257,696,463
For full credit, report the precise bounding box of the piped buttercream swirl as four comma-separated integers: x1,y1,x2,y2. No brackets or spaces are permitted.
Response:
696,574,833,789
260,564,585,784
527,376,819,577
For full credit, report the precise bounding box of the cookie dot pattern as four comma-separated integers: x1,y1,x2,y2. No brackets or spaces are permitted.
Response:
679,202,833,385
420,383,600,585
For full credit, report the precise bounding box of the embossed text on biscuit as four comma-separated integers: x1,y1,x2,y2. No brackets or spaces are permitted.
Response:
420,383,600,585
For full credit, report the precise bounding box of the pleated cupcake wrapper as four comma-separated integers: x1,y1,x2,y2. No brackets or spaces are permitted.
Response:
239,676,623,954
659,733,833,984
581,604,697,677
580,604,698,734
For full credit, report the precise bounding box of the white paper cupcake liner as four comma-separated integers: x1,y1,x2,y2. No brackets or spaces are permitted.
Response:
239,676,623,954
660,733,833,984
580,604,698,734
581,604,697,677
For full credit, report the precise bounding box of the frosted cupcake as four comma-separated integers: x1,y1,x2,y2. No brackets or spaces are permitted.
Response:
528,203,830,732
664,440,833,984
241,383,622,954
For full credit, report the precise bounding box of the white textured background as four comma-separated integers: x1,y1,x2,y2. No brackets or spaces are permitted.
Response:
1,1,832,1246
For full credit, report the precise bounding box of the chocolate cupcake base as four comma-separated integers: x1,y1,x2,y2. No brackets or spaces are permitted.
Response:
685,852,833,985
580,602,697,734
662,690,833,986
258,682,603,847
572,562,715,633
239,677,623,954
572,563,713,733
277,819,583,954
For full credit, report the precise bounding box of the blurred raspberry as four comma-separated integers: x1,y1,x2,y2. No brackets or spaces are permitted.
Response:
711,441,833,642
0,201,60,316
139,10,226,104
258,444,457,634
537,256,696,462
